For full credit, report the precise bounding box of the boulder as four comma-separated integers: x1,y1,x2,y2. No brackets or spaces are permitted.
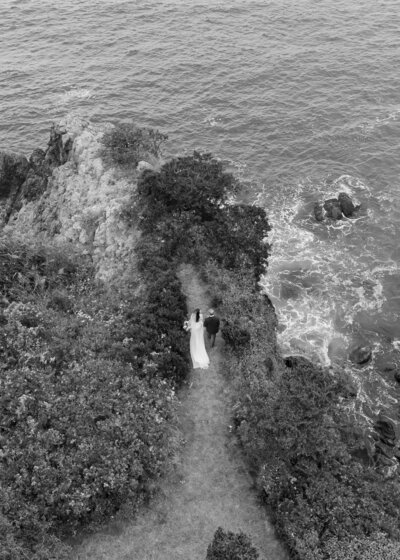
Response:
349,345,372,365
338,192,356,217
323,198,343,219
314,202,324,222
394,371,400,383
136,160,153,173
0,152,29,199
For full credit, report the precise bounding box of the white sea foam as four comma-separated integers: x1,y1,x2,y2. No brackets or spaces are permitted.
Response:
260,172,395,371
203,114,222,127
360,107,400,133
54,88,94,106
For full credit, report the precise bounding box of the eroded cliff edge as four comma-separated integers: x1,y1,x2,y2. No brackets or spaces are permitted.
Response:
1,117,142,283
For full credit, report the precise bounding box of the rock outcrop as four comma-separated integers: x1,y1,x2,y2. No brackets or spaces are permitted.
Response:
1,124,74,223
0,152,30,221
314,191,360,222
338,192,356,217
2,117,141,283
323,198,343,220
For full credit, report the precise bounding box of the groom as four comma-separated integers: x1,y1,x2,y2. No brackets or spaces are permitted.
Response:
204,308,220,348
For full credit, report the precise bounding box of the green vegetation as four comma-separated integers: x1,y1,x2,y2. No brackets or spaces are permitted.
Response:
101,122,167,168
3,121,400,559
0,240,186,559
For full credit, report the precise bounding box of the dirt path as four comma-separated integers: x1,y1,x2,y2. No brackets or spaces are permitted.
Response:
73,265,287,560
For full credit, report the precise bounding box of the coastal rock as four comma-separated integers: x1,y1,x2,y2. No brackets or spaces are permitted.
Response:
349,345,372,365
0,152,30,199
314,193,359,222
44,123,73,168
136,160,153,173
394,371,400,383
323,198,343,219
338,192,356,217
3,117,141,284
314,203,324,222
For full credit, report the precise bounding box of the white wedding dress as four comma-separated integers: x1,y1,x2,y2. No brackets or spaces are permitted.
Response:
189,313,210,369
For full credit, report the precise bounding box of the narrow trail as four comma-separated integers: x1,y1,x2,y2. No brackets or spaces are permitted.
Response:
74,265,287,560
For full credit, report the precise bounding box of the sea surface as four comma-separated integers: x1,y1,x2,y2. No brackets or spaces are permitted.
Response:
2,0,400,427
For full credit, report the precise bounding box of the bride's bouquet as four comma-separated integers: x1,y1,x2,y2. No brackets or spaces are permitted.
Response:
183,320,190,332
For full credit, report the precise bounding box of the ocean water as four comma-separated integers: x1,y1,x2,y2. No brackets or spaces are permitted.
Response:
2,0,400,426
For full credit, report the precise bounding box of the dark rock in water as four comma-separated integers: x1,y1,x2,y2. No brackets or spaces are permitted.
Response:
394,371,400,383
349,345,372,365
284,355,315,369
0,152,29,199
314,202,325,222
338,192,356,217
323,198,343,219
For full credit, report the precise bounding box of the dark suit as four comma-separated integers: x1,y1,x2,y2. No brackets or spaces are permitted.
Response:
204,315,220,348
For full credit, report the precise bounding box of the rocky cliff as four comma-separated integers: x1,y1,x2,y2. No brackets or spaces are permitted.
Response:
0,117,141,283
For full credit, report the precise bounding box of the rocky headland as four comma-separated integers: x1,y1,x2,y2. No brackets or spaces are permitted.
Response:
1,118,400,560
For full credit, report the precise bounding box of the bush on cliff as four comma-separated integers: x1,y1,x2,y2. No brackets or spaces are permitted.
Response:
137,152,239,226
101,122,167,167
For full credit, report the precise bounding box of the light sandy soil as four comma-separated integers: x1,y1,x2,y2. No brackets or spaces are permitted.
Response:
73,265,287,560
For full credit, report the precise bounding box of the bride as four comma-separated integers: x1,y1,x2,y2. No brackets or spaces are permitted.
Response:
186,308,210,369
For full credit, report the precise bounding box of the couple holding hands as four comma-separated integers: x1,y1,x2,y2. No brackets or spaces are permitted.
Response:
184,308,220,369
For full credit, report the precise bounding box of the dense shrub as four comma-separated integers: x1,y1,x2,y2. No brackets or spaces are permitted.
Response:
101,122,167,167
204,205,271,281
137,151,239,227
0,239,181,558
221,321,251,354
206,527,259,560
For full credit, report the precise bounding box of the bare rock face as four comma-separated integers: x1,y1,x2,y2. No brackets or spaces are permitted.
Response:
338,192,356,217
0,152,30,199
136,160,153,173
323,198,343,219
314,193,360,221
4,117,141,284
313,202,325,222
1,124,75,223
44,123,73,168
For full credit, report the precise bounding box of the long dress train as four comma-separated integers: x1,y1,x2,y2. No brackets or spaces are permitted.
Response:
189,314,210,369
